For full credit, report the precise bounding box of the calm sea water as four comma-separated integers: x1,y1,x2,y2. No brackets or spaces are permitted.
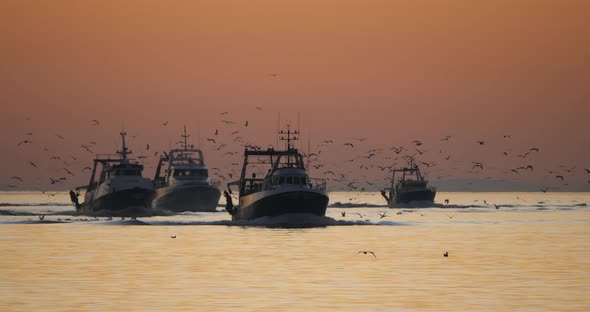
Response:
1,191,589,311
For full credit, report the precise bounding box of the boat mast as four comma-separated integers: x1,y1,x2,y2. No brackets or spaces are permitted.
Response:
307,132,310,170
117,129,131,160
181,125,190,150
279,125,299,167
276,112,280,148
297,112,301,150
279,125,299,150
197,121,201,149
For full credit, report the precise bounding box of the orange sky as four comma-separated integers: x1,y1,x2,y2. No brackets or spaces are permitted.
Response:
1,0,589,190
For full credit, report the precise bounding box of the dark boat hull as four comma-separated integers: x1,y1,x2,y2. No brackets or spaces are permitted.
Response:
390,189,436,206
152,185,221,212
234,190,329,221
81,187,154,215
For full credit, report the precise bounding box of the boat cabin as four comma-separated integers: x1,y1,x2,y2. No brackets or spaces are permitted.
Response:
231,147,325,196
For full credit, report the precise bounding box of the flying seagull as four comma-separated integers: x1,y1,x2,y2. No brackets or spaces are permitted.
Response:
357,251,376,258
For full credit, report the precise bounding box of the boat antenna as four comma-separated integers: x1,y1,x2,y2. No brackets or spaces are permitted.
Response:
307,131,311,169
276,112,280,148
117,128,131,160
181,125,190,150
197,120,201,149
297,112,301,150
279,124,299,150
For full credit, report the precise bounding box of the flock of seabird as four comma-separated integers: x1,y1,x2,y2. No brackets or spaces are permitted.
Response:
4,110,590,198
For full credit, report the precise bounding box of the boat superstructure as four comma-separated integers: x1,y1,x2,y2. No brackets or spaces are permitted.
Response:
74,130,154,215
225,127,329,221
381,159,436,207
152,126,221,212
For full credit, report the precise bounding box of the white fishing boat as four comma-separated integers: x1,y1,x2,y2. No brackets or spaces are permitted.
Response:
225,127,329,220
152,126,221,212
73,130,154,215
381,159,436,207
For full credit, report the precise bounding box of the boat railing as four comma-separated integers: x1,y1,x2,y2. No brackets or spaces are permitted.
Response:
262,176,326,191
308,178,327,191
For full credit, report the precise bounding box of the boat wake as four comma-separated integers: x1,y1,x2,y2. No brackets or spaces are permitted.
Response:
0,202,71,207
145,214,384,227
82,208,175,217
0,209,39,216
330,202,388,208
232,214,351,228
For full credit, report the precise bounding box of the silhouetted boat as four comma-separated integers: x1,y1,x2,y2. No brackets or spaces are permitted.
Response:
224,127,329,220
74,130,154,215
381,160,436,207
152,126,221,212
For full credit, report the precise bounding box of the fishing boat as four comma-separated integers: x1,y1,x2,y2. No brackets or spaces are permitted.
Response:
73,130,154,215
380,160,436,207
151,126,221,212
224,127,329,221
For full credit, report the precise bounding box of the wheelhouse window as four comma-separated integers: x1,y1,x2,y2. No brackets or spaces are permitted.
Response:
114,169,140,176
273,175,308,186
173,169,208,177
